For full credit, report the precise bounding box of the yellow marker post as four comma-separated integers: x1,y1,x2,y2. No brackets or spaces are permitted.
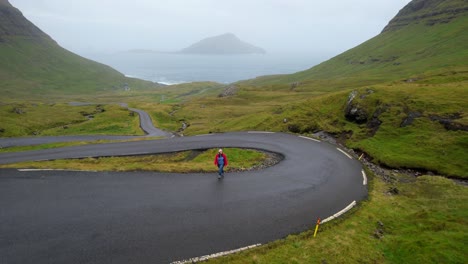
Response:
313,218,321,238
358,153,364,160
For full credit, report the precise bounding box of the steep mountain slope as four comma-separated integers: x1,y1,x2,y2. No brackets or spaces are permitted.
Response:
0,0,154,100
179,33,266,54
0,0,52,41
242,0,468,87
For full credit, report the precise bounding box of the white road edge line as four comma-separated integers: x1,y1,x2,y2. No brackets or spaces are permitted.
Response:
247,131,275,134
195,134,214,137
299,136,321,142
362,170,367,185
336,148,353,159
171,243,262,264
322,200,357,224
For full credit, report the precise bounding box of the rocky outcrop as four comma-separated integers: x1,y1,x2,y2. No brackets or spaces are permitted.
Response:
400,111,423,127
345,106,368,124
430,113,468,131
290,82,301,91
11,107,25,114
344,91,368,124
367,106,387,136
344,90,468,134
400,111,467,131
344,90,388,135
218,85,238,97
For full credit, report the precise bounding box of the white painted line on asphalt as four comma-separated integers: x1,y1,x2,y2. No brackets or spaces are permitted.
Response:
337,148,353,159
195,134,214,137
362,170,367,185
171,243,262,264
321,200,357,224
299,136,321,142
247,131,275,134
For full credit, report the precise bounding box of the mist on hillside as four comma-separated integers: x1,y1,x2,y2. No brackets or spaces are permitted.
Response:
9,0,411,56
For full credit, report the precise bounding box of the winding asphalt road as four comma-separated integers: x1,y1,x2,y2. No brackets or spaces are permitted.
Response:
0,108,367,263
0,133,367,263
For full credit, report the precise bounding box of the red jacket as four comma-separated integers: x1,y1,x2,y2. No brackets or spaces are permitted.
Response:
214,153,228,166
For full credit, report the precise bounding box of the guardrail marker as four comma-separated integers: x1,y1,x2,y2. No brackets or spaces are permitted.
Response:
313,218,321,238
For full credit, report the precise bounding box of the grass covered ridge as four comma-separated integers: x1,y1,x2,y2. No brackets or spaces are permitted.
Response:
0,36,158,100
240,11,468,87
0,148,268,173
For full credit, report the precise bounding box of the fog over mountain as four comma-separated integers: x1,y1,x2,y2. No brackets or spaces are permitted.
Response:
9,0,411,57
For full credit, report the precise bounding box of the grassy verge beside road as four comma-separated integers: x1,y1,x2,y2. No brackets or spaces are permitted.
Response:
0,137,164,153
0,148,268,173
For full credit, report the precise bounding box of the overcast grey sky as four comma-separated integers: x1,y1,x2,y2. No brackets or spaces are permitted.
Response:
10,0,411,56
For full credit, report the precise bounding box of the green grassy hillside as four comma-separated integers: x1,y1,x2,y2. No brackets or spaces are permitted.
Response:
1,37,125,97
0,0,157,101
241,0,468,88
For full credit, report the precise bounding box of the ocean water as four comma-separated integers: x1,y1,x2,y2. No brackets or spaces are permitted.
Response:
87,52,325,85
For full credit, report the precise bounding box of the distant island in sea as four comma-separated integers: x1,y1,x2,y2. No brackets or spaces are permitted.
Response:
178,33,266,55
123,33,266,55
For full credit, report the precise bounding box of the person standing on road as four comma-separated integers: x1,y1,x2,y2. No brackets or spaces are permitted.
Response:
214,149,228,179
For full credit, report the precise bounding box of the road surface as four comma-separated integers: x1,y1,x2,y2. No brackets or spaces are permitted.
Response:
0,132,367,263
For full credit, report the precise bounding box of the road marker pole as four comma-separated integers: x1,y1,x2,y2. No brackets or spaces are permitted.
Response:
313,218,321,238
358,153,364,160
